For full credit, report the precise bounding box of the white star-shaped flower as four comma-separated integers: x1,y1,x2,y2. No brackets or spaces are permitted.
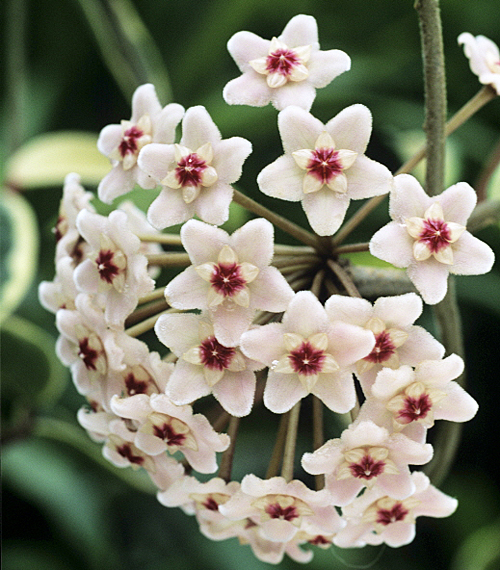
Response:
223,14,350,111
257,105,392,236
458,33,500,94
369,174,495,305
97,84,184,204
138,106,252,229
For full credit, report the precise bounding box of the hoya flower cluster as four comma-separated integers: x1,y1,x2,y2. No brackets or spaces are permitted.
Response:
40,14,495,565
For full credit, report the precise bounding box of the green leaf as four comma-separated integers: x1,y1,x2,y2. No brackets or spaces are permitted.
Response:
5,131,110,190
1,315,67,412
0,189,38,323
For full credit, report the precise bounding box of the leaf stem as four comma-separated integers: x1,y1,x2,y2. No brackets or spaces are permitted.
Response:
232,189,320,249
281,402,301,482
218,415,240,482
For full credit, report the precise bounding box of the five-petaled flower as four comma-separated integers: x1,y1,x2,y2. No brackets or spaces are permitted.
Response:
257,105,392,235
138,105,252,229
165,218,294,347
369,174,495,304
223,14,350,111
97,84,184,204
458,33,500,94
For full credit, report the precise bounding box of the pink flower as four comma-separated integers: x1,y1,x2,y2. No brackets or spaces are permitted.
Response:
301,420,433,506
223,15,350,111
165,218,294,347
155,312,261,417
240,291,375,414
324,293,444,394
334,471,457,548
458,33,500,94
97,84,184,203
369,174,495,304
110,393,230,474
54,173,95,264
138,106,252,229
219,474,344,543
257,105,392,235
356,355,478,442
74,209,155,329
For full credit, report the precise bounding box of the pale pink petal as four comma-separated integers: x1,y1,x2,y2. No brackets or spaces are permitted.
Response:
137,143,175,182
181,219,230,265
434,382,478,422
326,104,372,154
130,83,161,122
438,182,477,224
325,295,373,326
261,519,297,543
280,14,318,47
166,360,211,404
278,105,323,153
376,472,416,500
147,187,192,229
302,188,350,236
407,260,449,304
98,166,136,204
257,156,305,202
397,326,445,364
231,218,274,266
327,321,375,366
307,49,351,88
165,266,209,310
264,371,308,413
390,174,431,222
282,291,329,337
155,313,200,355
313,371,356,413
459,33,496,78
345,155,392,199
213,137,252,183
373,293,422,328
223,73,272,107
248,267,294,312
379,522,416,547
154,103,185,142
74,259,100,293
181,106,221,149
370,222,415,268
194,182,232,226
272,81,316,111
97,124,122,156
226,31,270,71
212,304,254,347
326,477,364,507
240,323,286,366
212,370,256,417
450,232,495,275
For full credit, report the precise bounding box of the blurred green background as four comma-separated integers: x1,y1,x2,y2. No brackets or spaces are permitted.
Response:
2,0,500,569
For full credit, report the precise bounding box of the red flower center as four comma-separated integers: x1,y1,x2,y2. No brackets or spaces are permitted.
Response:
78,337,99,371
119,126,144,157
199,336,235,370
210,263,246,298
376,502,409,526
364,330,395,364
95,249,120,284
349,453,386,480
202,497,220,511
153,423,186,447
265,503,299,521
288,341,326,375
397,393,432,424
266,48,301,76
125,373,149,396
418,218,452,253
116,444,144,465
175,153,207,187
306,148,343,184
